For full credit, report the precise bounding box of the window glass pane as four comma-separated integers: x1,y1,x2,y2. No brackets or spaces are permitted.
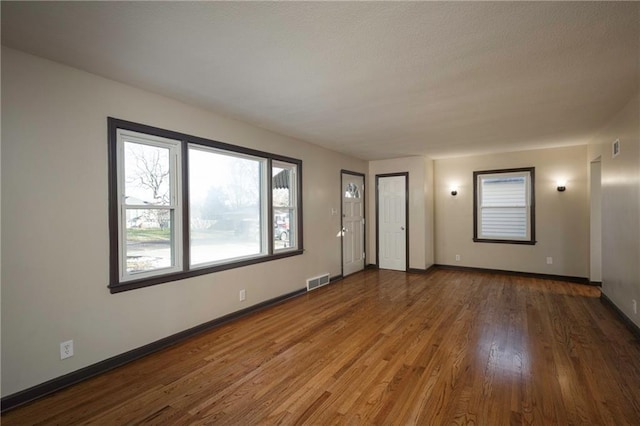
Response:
274,208,293,249
125,208,173,273
189,147,263,266
345,182,361,199
272,166,292,206
124,142,171,205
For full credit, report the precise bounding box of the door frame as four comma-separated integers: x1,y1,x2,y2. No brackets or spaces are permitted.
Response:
341,170,366,277
589,157,602,284
375,172,409,271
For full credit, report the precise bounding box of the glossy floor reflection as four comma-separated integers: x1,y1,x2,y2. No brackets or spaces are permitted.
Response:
3,268,640,424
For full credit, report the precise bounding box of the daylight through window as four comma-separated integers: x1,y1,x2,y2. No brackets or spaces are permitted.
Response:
120,130,183,278
189,146,266,267
272,161,298,251
109,118,303,292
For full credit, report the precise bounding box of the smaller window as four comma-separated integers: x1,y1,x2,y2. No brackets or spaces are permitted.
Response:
272,161,298,251
344,182,361,199
473,167,535,245
117,129,183,282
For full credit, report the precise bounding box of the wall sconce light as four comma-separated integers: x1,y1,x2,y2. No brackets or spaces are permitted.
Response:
556,180,566,192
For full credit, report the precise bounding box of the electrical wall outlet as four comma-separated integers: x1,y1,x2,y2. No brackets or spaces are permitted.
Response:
546,257,553,265
455,254,461,261
60,340,74,360
239,289,246,302
633,299,637,315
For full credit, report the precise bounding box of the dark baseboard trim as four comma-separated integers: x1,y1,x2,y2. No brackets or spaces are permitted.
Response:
434,264,589,284
1,287,307,413
407,265,438,275
600,292,640,341
589,281,603,287
330,274,343,283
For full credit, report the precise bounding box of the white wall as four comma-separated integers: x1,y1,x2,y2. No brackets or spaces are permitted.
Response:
424,158,435,268
0,48,366,396
434,146,590,278
588,93,640,327
367,157,430,270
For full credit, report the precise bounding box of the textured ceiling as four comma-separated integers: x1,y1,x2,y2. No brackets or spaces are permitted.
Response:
2,2,638,160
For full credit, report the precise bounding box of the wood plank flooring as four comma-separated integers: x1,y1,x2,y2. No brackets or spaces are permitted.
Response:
4,268,640,425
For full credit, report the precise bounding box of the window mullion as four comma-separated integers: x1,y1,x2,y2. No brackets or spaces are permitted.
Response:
267,158,274,255
167,140,181,273
181,139,190,273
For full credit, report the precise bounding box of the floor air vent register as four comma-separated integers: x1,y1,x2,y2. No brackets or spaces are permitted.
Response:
306,273,330,291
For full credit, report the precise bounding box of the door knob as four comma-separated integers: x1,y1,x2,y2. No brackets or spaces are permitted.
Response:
401,226,405,231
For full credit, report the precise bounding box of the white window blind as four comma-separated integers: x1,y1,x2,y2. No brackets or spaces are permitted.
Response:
474,169,534,244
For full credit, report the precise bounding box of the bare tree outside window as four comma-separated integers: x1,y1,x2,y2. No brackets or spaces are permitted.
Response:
125,143,171,229
123,142,174,273
127,146,170,203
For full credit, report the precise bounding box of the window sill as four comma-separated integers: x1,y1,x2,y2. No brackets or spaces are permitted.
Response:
109,248,304,293
473,238,537,245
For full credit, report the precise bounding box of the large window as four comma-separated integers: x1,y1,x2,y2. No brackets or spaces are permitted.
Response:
109,118,303,292
473,167,535,245
188,146,266,267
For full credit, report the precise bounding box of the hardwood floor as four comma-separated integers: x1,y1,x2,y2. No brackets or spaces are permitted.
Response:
4,269,640,425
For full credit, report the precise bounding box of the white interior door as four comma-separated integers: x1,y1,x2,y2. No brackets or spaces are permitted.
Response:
342,173,365,276
378,175,407,271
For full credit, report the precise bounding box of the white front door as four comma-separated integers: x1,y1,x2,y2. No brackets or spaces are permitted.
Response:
378,175,407,271
342,172,365,276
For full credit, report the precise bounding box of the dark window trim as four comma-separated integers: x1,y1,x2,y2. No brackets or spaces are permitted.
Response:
473,167,536,245
267,158,274,255
108,117,303,293
375,172,409,271
272,159,301,254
